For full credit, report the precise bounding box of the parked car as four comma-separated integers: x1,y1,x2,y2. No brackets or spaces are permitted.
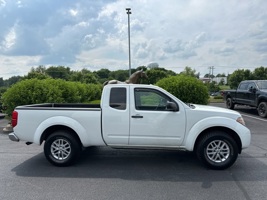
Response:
223,80,267,118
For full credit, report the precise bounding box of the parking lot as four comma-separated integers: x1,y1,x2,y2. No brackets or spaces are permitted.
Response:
0,103,267,200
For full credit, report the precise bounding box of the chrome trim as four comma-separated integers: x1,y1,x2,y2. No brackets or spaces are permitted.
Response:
8,132,19,142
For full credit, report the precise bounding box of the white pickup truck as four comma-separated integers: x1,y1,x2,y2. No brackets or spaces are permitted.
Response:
9,84,251,170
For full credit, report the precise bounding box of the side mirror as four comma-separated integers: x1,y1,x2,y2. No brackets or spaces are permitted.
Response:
249,87,257,93
166,102,179,112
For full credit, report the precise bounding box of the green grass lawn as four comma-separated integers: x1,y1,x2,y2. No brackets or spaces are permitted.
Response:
220,85,230,90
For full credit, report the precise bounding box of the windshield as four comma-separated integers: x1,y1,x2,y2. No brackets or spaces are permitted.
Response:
256,81,267,89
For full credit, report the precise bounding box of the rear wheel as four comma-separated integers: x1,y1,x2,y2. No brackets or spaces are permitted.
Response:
257,102,267,118
44,131,81,167
226,97,235,109
196,131,238,170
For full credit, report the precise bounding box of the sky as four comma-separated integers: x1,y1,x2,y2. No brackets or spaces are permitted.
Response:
1,0,267,79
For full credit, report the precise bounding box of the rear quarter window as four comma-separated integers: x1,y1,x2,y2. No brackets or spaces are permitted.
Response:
109,88,126,110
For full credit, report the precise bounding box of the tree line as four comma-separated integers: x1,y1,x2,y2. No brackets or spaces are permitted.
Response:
0,65,175,87
1,65,266,115
1,65,266,89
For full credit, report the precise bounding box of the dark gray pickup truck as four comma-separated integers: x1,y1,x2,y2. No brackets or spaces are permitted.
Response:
223,80,267,118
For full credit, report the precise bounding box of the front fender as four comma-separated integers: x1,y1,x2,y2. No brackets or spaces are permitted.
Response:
257,96,267,106
33,116,87,146
184,116,248,151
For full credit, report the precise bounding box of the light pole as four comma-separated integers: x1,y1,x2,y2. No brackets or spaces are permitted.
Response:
126,8,131,77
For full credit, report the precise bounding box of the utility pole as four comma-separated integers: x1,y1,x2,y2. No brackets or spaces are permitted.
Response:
126,8,132,78
208,66,215,82
211,66,214,81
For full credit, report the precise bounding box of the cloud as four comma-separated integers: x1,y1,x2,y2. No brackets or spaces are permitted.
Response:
1,0,267,79
0,0,6,7
210,46,236,56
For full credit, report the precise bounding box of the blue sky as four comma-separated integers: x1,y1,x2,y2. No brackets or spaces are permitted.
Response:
1,0,267,79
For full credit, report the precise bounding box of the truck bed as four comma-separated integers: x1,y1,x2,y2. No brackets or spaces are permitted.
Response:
15,103,101,110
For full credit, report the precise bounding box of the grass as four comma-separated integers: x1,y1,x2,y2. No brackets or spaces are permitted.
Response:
219,85,230,90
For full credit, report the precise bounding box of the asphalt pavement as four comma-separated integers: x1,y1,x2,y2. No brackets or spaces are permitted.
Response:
0,104,267,200
0,117,10,134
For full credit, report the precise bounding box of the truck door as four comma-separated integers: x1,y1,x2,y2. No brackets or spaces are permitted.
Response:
247,82,257,106
236,82,249,104
102,86,130,145
129,88,186,147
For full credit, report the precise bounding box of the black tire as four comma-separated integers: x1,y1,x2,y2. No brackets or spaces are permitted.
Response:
226,97,235,109
257,102,267,118
44,131,81,167
196,131,238,170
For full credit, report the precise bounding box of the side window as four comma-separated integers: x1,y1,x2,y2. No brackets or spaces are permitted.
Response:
134,88,175,111
256,81,267,89
238,83,249,90
109,88,126,110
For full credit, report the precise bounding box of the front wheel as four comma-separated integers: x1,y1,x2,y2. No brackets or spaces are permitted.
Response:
257,102,267,118
44,131,81,167
196,131,238,170
226,97,235,109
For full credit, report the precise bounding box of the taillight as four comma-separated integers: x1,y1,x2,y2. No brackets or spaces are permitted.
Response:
12,111,18,127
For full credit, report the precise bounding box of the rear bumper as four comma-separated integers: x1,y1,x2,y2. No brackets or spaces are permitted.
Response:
9,132,20,142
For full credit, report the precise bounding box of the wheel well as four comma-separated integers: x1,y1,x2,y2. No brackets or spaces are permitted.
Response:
226,95,232,100
40,125,82,146
257,98,267,106
194,126,242,154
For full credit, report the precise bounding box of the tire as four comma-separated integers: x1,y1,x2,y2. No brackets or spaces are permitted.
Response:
257,102,267,118
44,131,81,167
196,131,238,170
226,97,235,109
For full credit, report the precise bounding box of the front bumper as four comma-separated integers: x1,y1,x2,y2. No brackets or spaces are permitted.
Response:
9,132,19,142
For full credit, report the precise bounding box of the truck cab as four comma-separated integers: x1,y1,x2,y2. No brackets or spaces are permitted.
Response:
101,84,186,147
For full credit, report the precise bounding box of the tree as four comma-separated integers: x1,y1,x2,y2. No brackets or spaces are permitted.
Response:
46,66,71,80
94,68,111,83
145,69,169,84
156,75,209,105
206,81,220,93
0,78,4,87
109,70,129,81
33,65,47,73
70,69,99,84
252,66,267,80
228,69,252,89
216,73,226,77
180,66,199,78
136,66,147,71
24,66,50,80
4,76,22,86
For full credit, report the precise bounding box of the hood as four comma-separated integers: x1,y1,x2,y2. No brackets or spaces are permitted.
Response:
188,104,241,119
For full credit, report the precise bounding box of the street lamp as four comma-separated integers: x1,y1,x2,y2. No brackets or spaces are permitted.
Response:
126,8,131,77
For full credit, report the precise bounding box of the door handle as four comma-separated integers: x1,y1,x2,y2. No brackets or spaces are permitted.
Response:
131,115,143,118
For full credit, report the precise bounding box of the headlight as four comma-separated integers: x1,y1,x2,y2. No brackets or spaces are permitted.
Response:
237,117,246,126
